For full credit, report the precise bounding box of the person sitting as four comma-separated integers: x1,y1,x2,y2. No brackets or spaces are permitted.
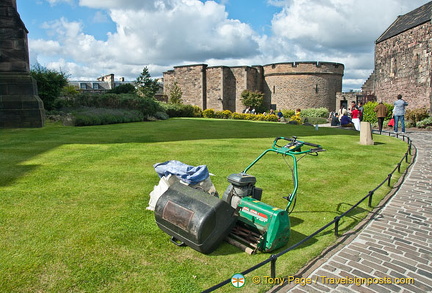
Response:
331,113,340,126
340,113,354,127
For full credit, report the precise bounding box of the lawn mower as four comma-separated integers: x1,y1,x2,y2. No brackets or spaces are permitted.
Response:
153,136,325,254
222,136,325,254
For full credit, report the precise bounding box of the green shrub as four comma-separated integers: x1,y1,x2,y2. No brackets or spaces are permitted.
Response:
68,107,144,126
282,109,295,118
406,108,430,126
192,106,203,117
154,111,169,120
244,113,256,120
265,114,279,122
362,102,393,124
71,93,164,118
240,90,266,113
202,109,215,118
160,103,196,117
301,107,329,118
214,110,232,119
416,117,432,128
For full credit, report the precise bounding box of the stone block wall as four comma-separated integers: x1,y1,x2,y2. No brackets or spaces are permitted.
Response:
373,22,432,110
206,66,223,110
163,64,207,109
0,1,29,72
163,61,344,112
263,62,344,111
0,0,45,127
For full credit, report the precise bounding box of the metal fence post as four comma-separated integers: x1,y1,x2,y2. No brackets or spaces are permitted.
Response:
270,255,277,279
334,216,340,236
368,191,374,207
387,174,392,186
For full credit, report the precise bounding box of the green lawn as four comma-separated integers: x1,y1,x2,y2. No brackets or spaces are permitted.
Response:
0,118,409,293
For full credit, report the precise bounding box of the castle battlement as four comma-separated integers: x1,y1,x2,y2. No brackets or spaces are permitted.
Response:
163,61,344,112
263,62,344,76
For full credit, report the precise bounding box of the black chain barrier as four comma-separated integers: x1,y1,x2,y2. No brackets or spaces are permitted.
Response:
202,131,415,293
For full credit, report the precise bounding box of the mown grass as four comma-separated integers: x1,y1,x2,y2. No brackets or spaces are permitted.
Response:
0,118,410,292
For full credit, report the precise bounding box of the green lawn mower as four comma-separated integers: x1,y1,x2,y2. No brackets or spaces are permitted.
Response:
222,136,325,254
154,136,325,254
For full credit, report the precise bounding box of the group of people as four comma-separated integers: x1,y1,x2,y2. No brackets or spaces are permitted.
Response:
330,94,408,134
331,101,364,131
243,106,256,114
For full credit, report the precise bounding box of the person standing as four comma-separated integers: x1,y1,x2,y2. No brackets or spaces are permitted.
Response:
358,102,364,121
338,106,347,118
374,102,388,134
393,94,408,133
351,106,361,131
349,101,357,117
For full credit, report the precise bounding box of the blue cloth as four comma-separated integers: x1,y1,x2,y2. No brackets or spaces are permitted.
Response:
153,160,210,185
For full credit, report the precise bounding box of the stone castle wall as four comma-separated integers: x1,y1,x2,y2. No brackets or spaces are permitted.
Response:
263,62,344,111
163,61,344,112
373,22,432,110
163,64,206,109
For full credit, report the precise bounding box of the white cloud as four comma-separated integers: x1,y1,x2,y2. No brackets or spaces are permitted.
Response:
29,0,431,90
78,0,178,10
31,0,260,80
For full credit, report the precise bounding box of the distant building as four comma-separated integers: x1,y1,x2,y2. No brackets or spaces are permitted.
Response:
68,74,133,93
68,74,165,99
163,62,344,112
363,1,432,111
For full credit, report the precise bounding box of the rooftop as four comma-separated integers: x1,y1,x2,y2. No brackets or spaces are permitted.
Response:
376,1,432,43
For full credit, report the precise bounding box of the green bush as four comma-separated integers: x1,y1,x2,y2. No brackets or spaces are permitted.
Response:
416,117,432,128
71,93,164,118
406,108,430,126
362,102,393,124
305,117,328,124
214,110,232,119
240,90,266,113
159,103,196,117
202,109,215,118
69,107,144,126
300,107,329,118
282,109,295,118
265,114,279,122
154,112,169,120
192,106,203,117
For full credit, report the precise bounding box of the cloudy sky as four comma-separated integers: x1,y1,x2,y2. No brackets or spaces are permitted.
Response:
19,0,430,91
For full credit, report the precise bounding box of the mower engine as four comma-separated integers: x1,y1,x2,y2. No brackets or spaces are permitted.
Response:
222,173,290,254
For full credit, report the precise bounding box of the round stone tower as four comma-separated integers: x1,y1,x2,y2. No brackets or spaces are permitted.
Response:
263,62,344,111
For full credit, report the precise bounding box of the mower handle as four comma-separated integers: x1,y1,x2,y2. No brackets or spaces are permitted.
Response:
273,136,323,149
302,141,321,148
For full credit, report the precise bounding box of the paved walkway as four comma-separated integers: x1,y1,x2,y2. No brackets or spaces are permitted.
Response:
270,130,432,293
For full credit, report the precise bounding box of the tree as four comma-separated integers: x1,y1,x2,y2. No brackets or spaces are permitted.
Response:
30,63,69,111
169,82,183,104
108,83,136,94
61,85,79,97
240,90,265,113
135,67,160,98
